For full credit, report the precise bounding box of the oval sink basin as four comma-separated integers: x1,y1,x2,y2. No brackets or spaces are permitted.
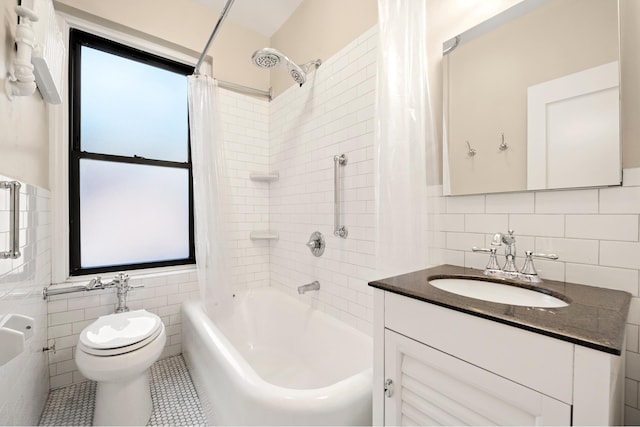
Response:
429,278,568,308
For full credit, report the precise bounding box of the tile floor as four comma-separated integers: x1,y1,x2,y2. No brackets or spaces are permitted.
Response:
39,355,207,426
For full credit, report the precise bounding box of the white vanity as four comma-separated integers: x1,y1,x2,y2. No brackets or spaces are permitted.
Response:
370,265,630,426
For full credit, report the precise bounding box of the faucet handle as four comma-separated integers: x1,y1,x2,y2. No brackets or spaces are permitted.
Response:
520,251,539,278
519,251,559,283
528,251,559,260
306,231,325,257
472,247,501,276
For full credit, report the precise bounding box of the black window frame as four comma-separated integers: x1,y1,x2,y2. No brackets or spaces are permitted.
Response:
68,28,196,276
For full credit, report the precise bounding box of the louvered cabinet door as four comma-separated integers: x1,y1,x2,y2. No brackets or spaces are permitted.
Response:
383,330,571,426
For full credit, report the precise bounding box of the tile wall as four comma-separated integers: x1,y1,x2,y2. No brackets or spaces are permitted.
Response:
0,175,50,425
217,88,271,293
432,168,640,423
268,26,378,335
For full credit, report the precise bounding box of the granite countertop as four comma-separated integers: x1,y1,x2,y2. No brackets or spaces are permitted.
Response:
369,264,632,355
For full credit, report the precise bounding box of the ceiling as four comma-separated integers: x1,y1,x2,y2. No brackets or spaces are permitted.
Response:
192,0,304,37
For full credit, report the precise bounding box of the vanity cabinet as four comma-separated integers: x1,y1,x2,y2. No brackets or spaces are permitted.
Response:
373,289,626,426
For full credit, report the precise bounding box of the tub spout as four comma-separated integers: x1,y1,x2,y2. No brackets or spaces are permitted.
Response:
298,281,320,294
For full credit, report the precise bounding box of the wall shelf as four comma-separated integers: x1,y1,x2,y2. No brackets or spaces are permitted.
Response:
249,172,279,182
250,231,279,241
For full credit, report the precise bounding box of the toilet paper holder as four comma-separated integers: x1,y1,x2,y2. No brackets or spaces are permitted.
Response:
0,313,34,366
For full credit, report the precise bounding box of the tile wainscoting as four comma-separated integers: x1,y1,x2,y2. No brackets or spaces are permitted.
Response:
0,175,51,425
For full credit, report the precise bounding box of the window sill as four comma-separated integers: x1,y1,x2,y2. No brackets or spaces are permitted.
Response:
53,263,198,286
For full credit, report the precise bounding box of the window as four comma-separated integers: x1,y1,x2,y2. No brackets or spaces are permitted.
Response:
68,29,195,276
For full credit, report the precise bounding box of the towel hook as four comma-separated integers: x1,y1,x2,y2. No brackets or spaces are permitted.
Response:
465,141,476,157
499,133,509,151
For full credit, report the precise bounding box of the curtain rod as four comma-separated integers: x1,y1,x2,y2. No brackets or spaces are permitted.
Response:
194,0,235,74
217,80,272,101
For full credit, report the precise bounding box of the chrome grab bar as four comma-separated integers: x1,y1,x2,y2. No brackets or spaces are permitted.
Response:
333,154,348,238
1,181,21,259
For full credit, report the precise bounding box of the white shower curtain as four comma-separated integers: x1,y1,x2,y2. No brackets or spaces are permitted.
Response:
375,0,439,278
187,75,233,318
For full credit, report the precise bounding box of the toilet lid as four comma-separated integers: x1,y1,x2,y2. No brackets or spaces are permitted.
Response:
79,309,162,353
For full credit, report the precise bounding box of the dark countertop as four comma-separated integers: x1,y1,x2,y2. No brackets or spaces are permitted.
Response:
369,264,632,355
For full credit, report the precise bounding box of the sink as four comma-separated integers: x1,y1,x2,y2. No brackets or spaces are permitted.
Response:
429,278,569,308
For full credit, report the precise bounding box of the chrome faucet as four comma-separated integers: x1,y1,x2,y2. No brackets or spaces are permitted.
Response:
491,229,517,274
103,273,132,313
473,230,559,283
298,281,320,294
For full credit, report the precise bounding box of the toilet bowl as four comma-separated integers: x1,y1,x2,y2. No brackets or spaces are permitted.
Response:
75,309,166,426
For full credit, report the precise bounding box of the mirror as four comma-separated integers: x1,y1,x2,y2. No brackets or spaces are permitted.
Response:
442,0,621,196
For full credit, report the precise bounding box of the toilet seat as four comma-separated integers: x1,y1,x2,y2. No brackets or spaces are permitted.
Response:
79,309,163,356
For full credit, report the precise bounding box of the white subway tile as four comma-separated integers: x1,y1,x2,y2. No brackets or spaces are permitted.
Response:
532,259,565,282
535,189,598,214
566,215,638,241
465,251,492,271
446,232,484,251
50,373,73,390
47,299,67,313
508,214,564,237
628,325,640,353
485,192,534,214
52,335,78,351
599,186,640,214
67,295,102,311
84,305,114,320
48,324,72,339
464,214,508,234
600,241,640,269
627,298,640,325
626,378,640,407
49,309,84,326
446,195,485,214
55,359,77,375
565,263,638,296
439,249,464,267
535,237,599,264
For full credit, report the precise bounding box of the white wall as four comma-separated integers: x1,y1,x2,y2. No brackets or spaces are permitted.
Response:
0,176,50,425
0,2,49,189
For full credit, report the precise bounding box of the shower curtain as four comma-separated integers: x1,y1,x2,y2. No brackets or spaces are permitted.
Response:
187,75,233,318
375,0,439,277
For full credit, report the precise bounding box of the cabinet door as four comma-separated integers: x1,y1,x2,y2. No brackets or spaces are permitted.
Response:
384,330,571,426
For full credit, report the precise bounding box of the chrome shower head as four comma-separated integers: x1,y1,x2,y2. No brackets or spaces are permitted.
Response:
251,47,321,87
287,62,306,86
251,48,285,69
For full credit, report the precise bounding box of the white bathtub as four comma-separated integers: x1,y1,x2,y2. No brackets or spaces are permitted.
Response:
182,287,373,426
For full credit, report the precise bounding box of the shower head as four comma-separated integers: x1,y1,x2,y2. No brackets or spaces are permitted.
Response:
251,47,321,87
287,62,306,86
251,48,285,69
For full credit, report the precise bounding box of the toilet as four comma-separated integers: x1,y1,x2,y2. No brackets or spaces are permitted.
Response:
75,309,166,426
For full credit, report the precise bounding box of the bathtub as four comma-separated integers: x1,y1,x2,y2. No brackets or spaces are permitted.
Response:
182,287,373,426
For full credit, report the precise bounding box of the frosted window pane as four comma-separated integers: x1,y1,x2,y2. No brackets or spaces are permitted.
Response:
80,159,190,268
81,46,188,162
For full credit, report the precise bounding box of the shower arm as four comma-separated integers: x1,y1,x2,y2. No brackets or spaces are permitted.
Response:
194,0,235,75
300,60,322,73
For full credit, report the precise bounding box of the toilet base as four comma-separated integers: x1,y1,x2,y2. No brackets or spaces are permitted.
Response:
94,372,153,426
